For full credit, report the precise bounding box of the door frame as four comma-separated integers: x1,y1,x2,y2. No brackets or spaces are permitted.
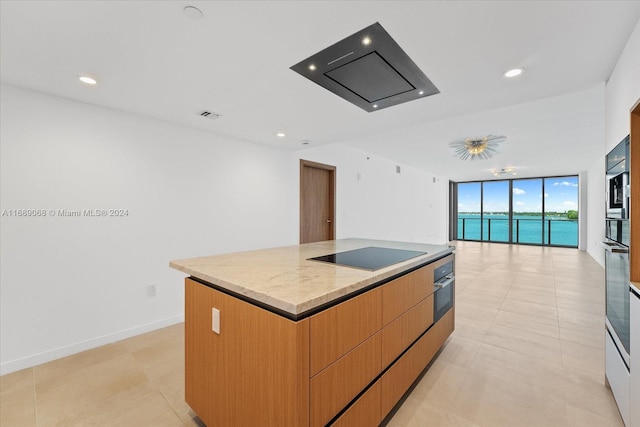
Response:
300,159,336,243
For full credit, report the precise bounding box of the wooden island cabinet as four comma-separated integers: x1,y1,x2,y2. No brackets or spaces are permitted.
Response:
172,239,455,426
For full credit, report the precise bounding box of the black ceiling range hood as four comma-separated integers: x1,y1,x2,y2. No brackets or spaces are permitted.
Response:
290,22,439,112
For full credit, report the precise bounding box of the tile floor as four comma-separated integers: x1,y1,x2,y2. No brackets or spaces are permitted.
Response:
0,241,623,426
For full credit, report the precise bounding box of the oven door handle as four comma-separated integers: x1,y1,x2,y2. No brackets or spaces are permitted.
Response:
600,241,629,254
434,276,454,290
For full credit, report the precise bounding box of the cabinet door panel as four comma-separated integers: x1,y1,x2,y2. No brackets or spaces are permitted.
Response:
310,333,382,427
380,307,455,418
380,328,429,417
310,287,382,376
381,295,434,368
382,265,432,325
185,279,309,427
331,380,382,427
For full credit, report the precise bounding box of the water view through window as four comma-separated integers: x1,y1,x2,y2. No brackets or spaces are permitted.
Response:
455,176,578,247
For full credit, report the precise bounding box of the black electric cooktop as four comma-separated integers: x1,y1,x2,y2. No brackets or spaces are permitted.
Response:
308,247,427,271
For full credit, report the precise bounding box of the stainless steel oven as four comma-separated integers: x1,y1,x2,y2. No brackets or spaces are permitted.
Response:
433,259,454,322
605,218,630,247
603,239,630,361
604,135,631,363
604,135,631,426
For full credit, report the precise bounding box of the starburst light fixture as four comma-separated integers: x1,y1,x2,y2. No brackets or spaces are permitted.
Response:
449,135,506,161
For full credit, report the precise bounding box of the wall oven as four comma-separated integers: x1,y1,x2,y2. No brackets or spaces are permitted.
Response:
603,236,630,361
433,259,454,322
604,135,631,363
604,135,631,426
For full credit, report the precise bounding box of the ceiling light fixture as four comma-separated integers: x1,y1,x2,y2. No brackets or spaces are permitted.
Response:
449,135,506,161
362,36,372,46
276,132,286,138
78,75,97,85
504,68,524,78
308,64,316,71
418,90,424,95
491,167,516,177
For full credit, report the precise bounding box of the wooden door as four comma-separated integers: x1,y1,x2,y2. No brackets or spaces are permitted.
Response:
300,160,336,243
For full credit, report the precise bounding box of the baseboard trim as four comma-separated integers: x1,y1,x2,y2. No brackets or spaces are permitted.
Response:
0,315,184,375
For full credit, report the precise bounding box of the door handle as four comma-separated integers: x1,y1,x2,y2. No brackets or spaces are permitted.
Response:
434,277,454,290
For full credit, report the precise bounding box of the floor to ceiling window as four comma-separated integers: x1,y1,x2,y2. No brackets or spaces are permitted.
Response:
456,182,481,240
452,175,579,248
482,180,510,242
542,176,579,246
512,178,543,244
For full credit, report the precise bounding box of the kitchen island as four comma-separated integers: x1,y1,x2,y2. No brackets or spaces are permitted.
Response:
170,238,455,426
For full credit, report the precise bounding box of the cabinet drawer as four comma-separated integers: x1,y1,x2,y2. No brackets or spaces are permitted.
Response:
330,380,381,427
380,329,431,417
310,287,382,376
310,332,382,427
380,308,455,418
381,294,434,368
382,265,432,325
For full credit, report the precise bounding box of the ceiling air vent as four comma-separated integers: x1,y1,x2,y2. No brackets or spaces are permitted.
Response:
200,111,222,120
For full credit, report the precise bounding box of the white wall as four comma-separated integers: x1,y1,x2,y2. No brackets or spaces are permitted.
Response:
587,19,640,265
295,143,449,244
0,84,298,374
0,85,449,374
586,159,606,266
606,20,640,153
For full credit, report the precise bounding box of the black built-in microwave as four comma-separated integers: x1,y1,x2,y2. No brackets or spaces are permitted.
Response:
606,135,630,219
608,172,629,218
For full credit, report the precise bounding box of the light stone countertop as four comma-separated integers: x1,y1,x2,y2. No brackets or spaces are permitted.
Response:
170,238,453,316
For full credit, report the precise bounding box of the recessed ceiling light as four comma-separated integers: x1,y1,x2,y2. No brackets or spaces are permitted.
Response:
308,64,316,71
78,76,97,85
373,104,378,108
504,68,524,78
183,6,204,20
276,132,286,137
362,36,372,46
418,90,424,95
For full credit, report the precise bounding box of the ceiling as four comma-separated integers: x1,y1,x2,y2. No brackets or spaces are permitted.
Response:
1,1,639,181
